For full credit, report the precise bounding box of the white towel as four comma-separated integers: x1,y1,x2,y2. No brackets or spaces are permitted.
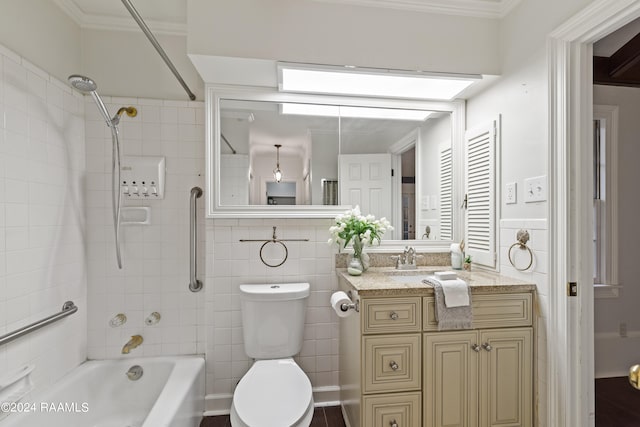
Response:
422,277,473,330
439,278,470,307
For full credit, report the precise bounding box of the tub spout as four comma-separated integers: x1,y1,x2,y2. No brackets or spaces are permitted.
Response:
122,335,143,354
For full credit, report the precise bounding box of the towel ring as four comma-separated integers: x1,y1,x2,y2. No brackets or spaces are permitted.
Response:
508,229,533,271
239,226,309,268
259,240,289,268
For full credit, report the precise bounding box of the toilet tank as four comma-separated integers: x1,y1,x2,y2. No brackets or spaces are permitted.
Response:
239,283,310,359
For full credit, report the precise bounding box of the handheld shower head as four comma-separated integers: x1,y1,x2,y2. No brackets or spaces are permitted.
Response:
68,74,97,93
67,74,112,127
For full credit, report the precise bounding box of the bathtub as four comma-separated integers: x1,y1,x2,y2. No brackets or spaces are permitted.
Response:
1,356,204,427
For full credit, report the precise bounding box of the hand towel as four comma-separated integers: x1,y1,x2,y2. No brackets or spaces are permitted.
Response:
423,276,473,331
439,278,470,308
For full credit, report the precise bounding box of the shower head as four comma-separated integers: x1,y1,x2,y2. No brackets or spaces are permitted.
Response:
68,74,113,127
68,74,97,93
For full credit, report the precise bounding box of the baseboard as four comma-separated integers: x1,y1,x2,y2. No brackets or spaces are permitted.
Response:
595,332,640,378
204,386,341,416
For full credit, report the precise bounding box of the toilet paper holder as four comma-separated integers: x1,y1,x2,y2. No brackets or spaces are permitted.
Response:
341,291,359,313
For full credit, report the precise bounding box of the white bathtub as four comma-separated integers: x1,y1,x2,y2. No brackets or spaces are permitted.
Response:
1,356,204,427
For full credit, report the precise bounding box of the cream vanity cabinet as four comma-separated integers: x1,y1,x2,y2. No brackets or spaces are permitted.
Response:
423,294,533,427
339,274,534,427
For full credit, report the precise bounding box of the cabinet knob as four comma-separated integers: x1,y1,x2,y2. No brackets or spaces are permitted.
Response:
390,419,398,427
471,344,481,352
389,361,399,371
389,311,399,320
482,343,493,352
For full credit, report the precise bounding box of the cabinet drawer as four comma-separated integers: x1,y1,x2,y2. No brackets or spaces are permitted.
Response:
423,292,532,331
363,334,421,394
362,297,422,334
363,391,422,427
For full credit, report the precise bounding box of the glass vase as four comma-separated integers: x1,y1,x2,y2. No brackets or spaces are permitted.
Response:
347,236,369,276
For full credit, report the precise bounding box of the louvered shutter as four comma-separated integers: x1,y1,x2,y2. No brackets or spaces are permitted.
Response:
439,145,453,240
465,121,496,268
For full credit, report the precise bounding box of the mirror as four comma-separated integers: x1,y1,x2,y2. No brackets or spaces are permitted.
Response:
207,87,465,245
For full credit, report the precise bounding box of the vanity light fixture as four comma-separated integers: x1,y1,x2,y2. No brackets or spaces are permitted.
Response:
281,103,432,121
278,63,480,100
273,144,283,183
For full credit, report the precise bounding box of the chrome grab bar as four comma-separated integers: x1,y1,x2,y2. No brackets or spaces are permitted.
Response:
0,301,78,347
189,187,203,292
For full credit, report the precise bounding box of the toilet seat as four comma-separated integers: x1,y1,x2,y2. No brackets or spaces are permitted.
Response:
231,358,314,427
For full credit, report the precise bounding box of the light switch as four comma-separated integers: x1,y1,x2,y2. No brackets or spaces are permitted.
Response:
505,182,517,204
524,175,547,203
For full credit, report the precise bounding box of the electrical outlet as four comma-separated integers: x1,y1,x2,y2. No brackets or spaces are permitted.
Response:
505,182,517,204
620,322,628,338
524,175,547,203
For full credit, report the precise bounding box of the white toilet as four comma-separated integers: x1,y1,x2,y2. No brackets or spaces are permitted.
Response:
230,282,314,427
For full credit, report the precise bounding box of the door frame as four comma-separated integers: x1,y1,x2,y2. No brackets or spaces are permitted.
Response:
548,1,640,426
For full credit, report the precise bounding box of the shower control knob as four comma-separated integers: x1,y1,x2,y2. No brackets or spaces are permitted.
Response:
122,185,130,195
142,185,148,196
131,185,139,195
150,186,158,196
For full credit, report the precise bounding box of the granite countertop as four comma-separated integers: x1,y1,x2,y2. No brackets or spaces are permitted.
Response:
337,267,536,296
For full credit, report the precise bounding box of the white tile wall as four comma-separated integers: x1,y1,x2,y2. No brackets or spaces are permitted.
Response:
85,97,206,359
499,218,548,426
0,44,87,391
205,218,340,409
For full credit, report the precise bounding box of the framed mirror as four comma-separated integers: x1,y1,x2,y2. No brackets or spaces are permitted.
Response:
206,86,465,249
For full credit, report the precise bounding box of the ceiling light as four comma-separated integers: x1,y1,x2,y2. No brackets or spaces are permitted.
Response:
278,64,479,100
273,144,283,183
281,103,432,121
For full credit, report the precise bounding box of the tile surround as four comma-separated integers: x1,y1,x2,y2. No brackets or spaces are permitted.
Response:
84,96,206,359
0,44,87,390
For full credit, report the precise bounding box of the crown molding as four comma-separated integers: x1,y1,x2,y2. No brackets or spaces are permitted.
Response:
53,0,187,36
311,0,521,18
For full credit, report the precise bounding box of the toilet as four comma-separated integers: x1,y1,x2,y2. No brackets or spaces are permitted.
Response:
230,282,314,427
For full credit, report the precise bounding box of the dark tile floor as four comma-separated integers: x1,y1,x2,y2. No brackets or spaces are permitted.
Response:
200,405,346,427
596,376,640,426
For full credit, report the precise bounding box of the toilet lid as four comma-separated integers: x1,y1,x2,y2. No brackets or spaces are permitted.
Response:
233,359,313,427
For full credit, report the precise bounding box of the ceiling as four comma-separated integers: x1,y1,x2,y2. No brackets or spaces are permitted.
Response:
593,17,640,87
54,0,520,36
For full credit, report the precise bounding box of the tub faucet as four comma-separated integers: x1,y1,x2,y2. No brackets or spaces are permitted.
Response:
122,335,143,354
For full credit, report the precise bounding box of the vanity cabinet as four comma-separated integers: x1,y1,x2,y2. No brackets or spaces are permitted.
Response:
424,328,532,427
338,274,535,427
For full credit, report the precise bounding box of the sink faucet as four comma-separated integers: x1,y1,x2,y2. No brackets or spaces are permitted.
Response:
122,335,143,354
392,246,423,270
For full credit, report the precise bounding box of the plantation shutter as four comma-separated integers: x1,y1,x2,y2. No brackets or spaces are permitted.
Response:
465,120,496,268
439,145,453,241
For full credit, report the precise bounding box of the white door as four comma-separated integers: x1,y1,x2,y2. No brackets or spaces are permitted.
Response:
339,153,393,226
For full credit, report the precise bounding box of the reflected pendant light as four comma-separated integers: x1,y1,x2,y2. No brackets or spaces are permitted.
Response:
273,144,283,183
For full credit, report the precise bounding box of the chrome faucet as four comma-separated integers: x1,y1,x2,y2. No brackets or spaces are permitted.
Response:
392,246,423,270
122,335,143,354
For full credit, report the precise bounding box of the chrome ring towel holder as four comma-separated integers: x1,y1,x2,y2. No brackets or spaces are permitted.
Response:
240,226,309,268
508,229,534,271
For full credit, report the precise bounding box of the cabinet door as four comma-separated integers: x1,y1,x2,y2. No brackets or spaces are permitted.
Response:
478,328,532,427
424,331,479,427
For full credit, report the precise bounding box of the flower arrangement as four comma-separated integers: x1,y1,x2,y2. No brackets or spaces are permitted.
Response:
329,206,392,274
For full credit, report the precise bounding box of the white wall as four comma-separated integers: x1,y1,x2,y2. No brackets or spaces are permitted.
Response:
0,0,81,84
187,0,501,76
593,84,640,377
0,43,87,393
464,1,595,424
84,96,206,359
81,29,205,101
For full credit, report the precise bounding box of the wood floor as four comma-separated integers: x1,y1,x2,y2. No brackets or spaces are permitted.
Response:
596,377,640,426
200,405,346,427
